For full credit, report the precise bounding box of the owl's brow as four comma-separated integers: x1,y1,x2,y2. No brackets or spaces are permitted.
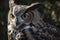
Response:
23,10,32,15
15,9,26,16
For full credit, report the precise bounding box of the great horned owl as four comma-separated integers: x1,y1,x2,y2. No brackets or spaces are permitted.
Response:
8,0,44,39
8,0,60,40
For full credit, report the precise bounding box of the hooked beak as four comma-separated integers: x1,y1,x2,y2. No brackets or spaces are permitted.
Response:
15,17,24,28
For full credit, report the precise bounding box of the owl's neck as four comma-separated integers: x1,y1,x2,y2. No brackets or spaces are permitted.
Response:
8,24,34,31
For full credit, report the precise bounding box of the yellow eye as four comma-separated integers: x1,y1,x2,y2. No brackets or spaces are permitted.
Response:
10,14,15,18
21,12,33,22
22,14,28,19
21,12,33,23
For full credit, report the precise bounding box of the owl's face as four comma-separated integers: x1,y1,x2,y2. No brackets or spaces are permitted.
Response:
9,5,34,28
8,3,43,29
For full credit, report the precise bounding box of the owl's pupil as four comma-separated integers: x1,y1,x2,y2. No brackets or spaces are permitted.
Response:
12,15,15,18
21,13,28,19
24,14,26,18
11,14,15,18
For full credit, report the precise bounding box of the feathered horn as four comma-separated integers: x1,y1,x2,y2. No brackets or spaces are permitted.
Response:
9,0,15,8
24,2,44,13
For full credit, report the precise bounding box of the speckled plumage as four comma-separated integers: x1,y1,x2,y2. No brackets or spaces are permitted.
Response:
8,0,60,40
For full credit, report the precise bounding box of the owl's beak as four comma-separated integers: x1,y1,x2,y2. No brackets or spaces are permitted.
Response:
16,22,25,29
16,22,20,26
16,18,19,26
16,17,24,27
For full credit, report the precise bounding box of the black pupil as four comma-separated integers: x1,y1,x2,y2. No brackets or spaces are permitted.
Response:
24,14,26,17
23,14,27,18
11,14,15,18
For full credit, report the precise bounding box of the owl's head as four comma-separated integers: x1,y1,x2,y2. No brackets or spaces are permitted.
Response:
8,1,44,29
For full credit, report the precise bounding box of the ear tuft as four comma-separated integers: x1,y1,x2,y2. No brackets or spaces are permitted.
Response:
25,2,44,13
9,0,15,8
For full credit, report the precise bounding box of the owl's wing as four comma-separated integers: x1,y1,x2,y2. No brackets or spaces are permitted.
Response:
22,7,60,40
24,10,60,40
20,3,60,40
22,21,60,40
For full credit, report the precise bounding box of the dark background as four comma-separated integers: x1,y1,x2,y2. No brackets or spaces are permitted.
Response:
0,0,60,40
